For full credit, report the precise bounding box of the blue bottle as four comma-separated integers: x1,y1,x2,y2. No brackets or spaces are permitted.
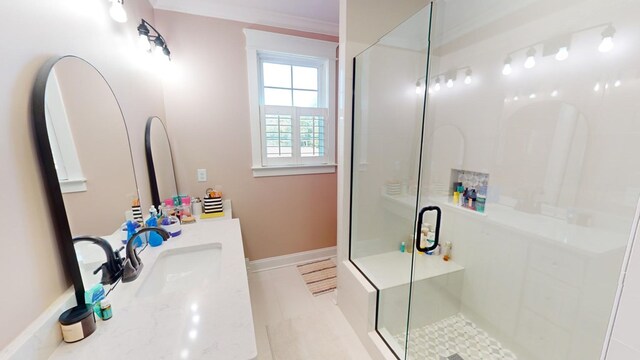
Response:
146,216,163,247
126,221,142,248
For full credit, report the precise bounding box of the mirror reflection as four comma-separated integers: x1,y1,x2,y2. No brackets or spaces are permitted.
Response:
43,57,140,289
145,116,179,207
496,102,588,215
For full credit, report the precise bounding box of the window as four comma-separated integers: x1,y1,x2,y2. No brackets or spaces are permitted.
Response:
245,29,337,177
45,70,87,193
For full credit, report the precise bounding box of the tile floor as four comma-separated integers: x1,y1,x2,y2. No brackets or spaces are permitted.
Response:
393,314,517,360
248,263,372,360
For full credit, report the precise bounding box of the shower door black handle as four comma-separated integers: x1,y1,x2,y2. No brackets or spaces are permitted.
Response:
416,206,441,252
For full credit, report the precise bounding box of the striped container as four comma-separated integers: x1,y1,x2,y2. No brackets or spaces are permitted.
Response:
203,196,223,214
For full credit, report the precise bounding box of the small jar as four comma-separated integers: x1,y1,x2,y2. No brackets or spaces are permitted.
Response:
192,198,202,217
100,299,112,321
476,196,486,213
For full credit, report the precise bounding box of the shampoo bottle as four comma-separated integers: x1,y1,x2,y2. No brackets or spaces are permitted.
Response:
457,186,465,206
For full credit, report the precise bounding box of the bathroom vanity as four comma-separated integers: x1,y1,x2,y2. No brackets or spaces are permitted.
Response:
48,215,257,359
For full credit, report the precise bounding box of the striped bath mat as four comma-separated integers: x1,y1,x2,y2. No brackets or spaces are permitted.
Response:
297,258,336,296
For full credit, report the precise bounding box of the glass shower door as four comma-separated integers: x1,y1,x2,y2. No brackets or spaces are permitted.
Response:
349,5,432,358
405,0,640,359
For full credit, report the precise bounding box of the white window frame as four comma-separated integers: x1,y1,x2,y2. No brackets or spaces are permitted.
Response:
45,70,87,193
244,29,337,177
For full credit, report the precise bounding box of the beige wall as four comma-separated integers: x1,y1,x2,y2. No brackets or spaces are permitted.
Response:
154,10,338,260
0,0,165,349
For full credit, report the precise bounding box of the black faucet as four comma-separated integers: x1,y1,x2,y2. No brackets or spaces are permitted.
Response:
73,236,124,285
122,227,171,283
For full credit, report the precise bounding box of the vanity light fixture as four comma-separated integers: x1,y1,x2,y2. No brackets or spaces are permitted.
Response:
555,46,569,61
524,48,536,69
502,57,513,75
434,78,441,92
137,19,171,61
109,0,127,23
599,26,616,53
464,69,472,85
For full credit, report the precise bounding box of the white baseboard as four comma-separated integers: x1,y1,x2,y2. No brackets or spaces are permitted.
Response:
249,246,337,272
0,287,75,360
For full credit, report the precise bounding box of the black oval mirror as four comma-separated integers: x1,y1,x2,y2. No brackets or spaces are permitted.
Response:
145,116,179,207
32,55,139,305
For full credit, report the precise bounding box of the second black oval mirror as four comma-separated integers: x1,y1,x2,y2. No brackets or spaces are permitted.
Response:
145,116,179,207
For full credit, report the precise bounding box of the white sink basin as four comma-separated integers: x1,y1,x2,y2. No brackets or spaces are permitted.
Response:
136,243,222,297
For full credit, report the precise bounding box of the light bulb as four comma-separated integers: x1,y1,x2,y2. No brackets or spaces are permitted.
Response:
524,48,536,69
524,56,536,69
415,80,422,95
138,34,151,51
502,63,512,76
614,80,621,87
155,46,168,61
513,96,519,101
109,0,127,23
555,47,569,61
593,82,601,92
434,82,441,92
446,78,454,88
428,87,434,94
551,90,559,97
599,36,614,53
529,93,537,99
464,75,472,85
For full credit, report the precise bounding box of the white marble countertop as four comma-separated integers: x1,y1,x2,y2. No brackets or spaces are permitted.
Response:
49,217,257,360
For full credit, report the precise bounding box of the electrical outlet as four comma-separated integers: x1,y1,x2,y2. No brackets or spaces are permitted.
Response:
197,169,207,182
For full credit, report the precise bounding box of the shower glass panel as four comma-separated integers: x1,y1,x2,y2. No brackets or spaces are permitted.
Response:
350,5,432,357
403,0,640,359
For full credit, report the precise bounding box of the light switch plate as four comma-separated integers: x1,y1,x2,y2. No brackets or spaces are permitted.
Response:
197,169,207,182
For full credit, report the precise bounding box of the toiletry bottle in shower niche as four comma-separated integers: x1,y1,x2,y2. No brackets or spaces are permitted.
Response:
443,241,452,261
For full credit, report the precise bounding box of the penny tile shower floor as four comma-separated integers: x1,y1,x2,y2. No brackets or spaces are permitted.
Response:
394,314,518,360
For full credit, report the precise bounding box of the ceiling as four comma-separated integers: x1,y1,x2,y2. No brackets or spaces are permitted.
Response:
149,0,340,36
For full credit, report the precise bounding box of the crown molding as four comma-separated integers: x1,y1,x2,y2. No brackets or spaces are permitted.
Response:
152,0,338,36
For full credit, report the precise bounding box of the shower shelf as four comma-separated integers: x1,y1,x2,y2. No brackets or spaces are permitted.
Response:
381,193,487,219
353,251,464,290
433,197,488,217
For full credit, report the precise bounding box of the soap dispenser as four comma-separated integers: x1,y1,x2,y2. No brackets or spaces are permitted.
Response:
146,206,163,247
